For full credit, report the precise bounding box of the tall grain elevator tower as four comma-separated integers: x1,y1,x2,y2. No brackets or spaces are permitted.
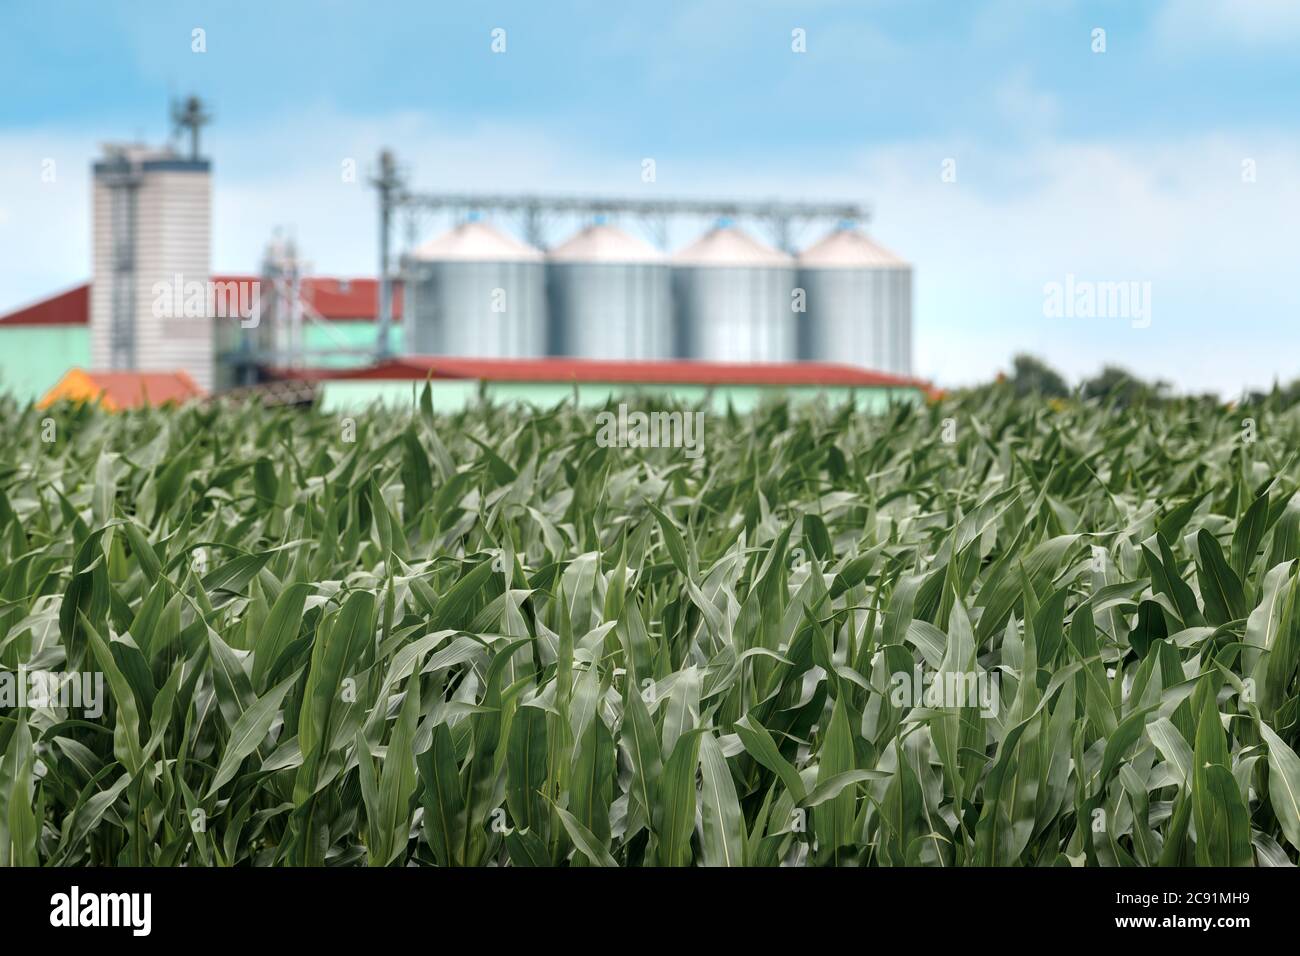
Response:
89,98,214,390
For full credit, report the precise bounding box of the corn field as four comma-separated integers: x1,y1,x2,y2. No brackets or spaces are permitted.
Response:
2,387,1299,867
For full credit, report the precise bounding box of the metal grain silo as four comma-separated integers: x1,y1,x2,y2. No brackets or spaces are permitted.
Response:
796,226,912,374
671,224,796,362
404,220,545,357
547,223,670,359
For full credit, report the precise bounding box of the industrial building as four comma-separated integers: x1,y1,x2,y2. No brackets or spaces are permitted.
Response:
90,141,214,391
0,274,400,402
286,356,928,414
0,101,919,409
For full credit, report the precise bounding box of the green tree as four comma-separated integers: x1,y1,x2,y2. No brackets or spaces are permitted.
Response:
1009,354,1069,398
1081,365,1169,407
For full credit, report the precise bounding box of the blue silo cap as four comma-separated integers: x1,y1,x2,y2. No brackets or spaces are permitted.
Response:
593,213,608,225
715,216,734,228
467,210,482,222
836,219,857,231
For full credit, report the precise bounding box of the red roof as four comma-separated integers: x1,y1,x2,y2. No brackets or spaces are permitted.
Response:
215,275,403,322
0,277,401,326
300,276,403,322
291,356,929,389
0,284,89,326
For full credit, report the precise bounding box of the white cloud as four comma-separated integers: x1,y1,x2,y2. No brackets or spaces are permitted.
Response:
206,111,646,278
673,132,1300,395
837,135,1300,394
0,130,94,306
993,68,1061,133
1153,0,1300,53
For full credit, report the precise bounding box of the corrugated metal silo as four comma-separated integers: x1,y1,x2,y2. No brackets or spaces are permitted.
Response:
547,223,671,359
796,227,912,374
671,225,796,362
404,220,546,357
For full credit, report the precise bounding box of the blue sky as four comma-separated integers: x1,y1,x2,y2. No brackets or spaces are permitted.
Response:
2,0,1298,392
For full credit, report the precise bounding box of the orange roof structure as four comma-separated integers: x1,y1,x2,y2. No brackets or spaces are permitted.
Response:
38,369,205,411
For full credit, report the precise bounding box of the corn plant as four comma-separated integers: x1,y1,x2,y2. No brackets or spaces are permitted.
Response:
1,385,1299,866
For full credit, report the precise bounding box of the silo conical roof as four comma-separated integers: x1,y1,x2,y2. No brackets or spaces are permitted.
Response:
797,228,907,268
409,221,543,262
548,224,663,264
671,226,791,267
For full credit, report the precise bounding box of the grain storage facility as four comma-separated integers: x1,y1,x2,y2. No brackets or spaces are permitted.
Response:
91,143,215,391
0,115,906,402
546,222,671,360
797,226,912,375
403,220,546,358
671,224,797,362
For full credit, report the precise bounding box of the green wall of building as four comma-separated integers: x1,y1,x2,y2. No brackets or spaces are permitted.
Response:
217,321,397,386
304,322,402,366
318,379,924,414
0,326,91,403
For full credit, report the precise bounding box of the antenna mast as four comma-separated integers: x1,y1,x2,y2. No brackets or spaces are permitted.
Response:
370,150,403,360
171,95,211,160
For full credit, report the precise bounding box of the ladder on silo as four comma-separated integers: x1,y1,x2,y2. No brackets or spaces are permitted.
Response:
102,153,141,370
